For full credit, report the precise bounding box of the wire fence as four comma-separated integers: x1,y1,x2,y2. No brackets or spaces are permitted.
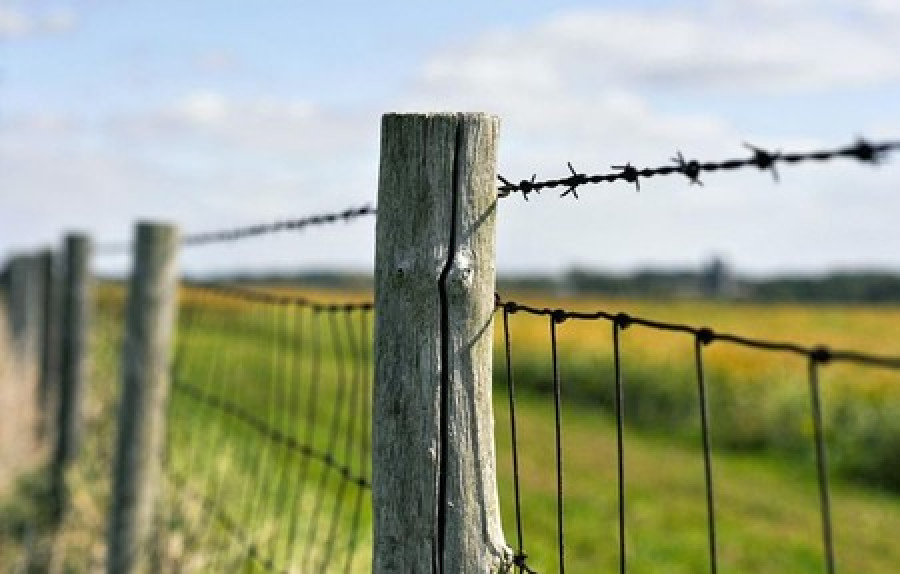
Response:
2,129,900,573
162,281,373,573
495,297,900,574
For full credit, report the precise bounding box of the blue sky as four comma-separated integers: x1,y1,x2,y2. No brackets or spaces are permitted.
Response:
2,0,899,276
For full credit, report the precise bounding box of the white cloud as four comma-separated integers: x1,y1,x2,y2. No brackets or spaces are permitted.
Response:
174,91,230,125
418,3,900,96
45,8,75,33
0,6,29,38
0,5,77,39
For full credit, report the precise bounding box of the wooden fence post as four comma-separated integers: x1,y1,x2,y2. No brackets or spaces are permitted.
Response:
373,113,510,573
7,255,41,373
107,222,178,574
37,249,59,440
52,235,91,519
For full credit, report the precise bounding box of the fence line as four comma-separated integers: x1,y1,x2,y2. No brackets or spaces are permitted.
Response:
2,114,899,573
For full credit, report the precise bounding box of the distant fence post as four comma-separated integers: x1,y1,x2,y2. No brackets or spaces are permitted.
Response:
37,249,59,440
7,254,41,374
107,222,178,574
52,234,91,519
373,113,509,572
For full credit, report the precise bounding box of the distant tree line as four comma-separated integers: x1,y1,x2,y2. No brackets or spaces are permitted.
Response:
501,260,900,303
193,260,900,303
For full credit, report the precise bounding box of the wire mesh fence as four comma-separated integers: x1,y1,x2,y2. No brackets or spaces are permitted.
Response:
494,297,900,573
161,282,373,573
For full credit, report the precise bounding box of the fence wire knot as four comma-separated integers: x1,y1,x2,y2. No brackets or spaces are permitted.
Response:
614,312,632,329
697,327,716,346
811,345,832,364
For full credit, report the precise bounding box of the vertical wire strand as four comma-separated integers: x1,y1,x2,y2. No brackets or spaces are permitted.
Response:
319,310,356,571
234,301,267,567
808,358,835,574
174,288,227,564
344,310,370,573
182,295,242,564
612,322,627,574
267,302,292,563
250,301,280,549
272,302,295,567
694,338,718,574
295,309,322,567
159,284,200,567
284,304,306,567
303,310,347,571
502,307,526,573
550,315,566,574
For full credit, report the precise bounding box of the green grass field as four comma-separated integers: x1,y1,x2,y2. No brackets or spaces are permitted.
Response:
2,285,899,572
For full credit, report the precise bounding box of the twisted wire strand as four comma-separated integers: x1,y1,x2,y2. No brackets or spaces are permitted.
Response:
498,138,900,199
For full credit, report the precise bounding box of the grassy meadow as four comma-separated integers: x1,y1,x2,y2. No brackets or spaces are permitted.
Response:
2,284,899,572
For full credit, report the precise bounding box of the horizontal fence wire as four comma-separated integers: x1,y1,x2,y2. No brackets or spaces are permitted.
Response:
495,293,900,574
161,281,373,573
495,295,900,369
94,204,376,255
497,138,900,199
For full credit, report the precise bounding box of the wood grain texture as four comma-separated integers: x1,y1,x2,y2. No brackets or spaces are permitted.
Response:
107,223,178,574
374,112,510,573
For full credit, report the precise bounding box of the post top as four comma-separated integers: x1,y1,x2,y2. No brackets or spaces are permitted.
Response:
381,111,498,122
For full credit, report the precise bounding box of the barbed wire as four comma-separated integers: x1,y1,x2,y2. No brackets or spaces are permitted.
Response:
95,205,376,255
497,138,900,199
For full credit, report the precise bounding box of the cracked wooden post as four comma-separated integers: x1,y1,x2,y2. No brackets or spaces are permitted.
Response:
373,112,510,573
52,234,91,520
107,222,178,574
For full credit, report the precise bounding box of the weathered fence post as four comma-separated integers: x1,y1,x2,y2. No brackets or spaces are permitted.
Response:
107,222,178,574
7,254,42,374
37,249,59,440
52,235,91,519
373,112,510,573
